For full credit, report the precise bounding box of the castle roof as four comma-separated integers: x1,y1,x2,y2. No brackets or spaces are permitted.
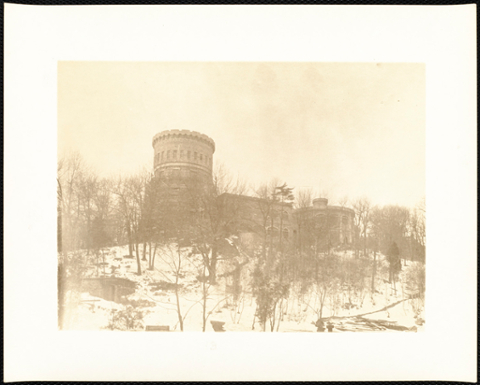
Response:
152,130,215,152
293,205,355,215
218,192,294,208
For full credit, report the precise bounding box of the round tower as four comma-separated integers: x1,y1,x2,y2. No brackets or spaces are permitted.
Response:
152,130,215,187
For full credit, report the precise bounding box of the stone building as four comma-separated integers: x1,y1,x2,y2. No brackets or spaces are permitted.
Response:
152,129,215,192
293,198,355,251
217,192,297,249
152,130,355,248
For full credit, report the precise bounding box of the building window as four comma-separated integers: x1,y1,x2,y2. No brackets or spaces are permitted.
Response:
283,228,289,239
266,226,278,236
173,150,177,159
180,150,184,159
194,152,197,160
167,150,170,159
187,151,191,159
161,151,164,160
199,154,203,162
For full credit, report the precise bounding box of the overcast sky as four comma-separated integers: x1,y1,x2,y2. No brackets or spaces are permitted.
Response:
58,62,425,207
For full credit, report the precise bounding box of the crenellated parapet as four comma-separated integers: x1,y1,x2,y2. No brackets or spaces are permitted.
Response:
152,130,215,186
152,130,215,153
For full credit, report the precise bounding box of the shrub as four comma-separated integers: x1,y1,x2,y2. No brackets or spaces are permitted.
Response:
105,305,150,331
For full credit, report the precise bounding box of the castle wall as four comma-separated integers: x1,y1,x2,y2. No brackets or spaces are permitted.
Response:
218,193,296,242
152,130,215,186
293,202,355,247
151,131,356,250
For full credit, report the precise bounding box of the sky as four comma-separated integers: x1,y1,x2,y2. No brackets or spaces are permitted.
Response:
58,62,425,208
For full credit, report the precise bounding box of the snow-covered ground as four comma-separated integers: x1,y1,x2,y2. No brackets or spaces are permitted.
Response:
62,245,425,332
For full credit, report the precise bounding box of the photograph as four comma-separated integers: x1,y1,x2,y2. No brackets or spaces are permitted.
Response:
57,62,426,333
5,4,476,382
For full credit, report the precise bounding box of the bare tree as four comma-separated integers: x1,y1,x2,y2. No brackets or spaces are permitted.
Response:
113,172,148,275
76,171,98,255
295,187,313,209
313,253,341,322
408,197,426,263
58,152,86,252
157,242,188,331
369,206,383,295
253,177,282,262
352,197,371,258
185,165,247,285
249,179,294,332
213,162,249,196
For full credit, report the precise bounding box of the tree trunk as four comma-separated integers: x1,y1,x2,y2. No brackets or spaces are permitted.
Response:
151,242,158,270
263,230,267,261
371,251,377,293
275,300,283,332
207,245,218,284
148,242,152,269
363,230,367,258
175,250,184,331
142,242,147,261
134,236,142,275
202,270,207,332
270,303,276,332
127,223,133,256
175,285,184,331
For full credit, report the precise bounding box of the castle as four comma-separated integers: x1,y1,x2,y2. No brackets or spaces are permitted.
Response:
152,130,355,249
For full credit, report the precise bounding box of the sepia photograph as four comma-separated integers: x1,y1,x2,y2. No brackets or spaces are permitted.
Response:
58,62,426,333
5,4,476,382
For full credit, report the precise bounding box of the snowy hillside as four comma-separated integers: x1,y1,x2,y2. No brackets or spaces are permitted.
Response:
60,244,425,332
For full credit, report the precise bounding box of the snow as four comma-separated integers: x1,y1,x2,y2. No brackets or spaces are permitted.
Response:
62,244,425,332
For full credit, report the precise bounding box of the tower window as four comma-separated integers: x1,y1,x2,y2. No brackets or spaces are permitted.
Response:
187,151,191,159
199,154,203,162
167,150,170,159
180,150,184,159
161,151,164,160
173,150,177,159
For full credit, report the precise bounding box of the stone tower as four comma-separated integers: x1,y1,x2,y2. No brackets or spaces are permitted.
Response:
152,130,215,189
